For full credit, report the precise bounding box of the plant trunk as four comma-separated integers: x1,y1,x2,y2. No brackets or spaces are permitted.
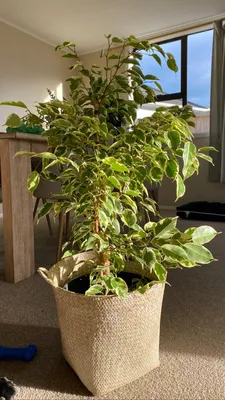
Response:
101,252,110,276
94,199,99,234
94,199,110,275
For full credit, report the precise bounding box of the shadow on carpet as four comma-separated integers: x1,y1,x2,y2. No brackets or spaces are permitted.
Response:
0,323,90,397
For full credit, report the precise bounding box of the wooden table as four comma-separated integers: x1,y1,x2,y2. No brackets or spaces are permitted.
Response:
0,132,47,283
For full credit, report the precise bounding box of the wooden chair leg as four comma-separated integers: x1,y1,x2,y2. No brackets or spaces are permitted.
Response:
57,211,64,262
65,211,70,240
33,198,40,220
42,198,53,236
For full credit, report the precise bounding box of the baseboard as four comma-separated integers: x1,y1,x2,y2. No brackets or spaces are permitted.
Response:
159,205,176,211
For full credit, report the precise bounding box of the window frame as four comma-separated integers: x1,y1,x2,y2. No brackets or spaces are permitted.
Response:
154,35,187,105
141,28,213,138
154,28,212,107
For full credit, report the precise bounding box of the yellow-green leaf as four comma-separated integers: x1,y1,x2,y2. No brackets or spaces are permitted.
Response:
154,218,178,238
4,113,21,128
38,202,53,220
192,226,218,245
176,174,185,200
144,221,156,231
27,171,40,194
183,243,214,264
125,189,140,197
182,142,196,179
197,153,214,164
152,53,162,66
32,152,57,160
112,219,120,234
168,130,181,150
103,157,128,172
166,160,179,179
112,37,123,43
150,167,163,182
167,57,178,72
153,263,167,281
162,244,188,262
107,176,121,189
143,247,156,264
111,277,128,298
198,147,217,152
85,285,104,296
0,100,27,109
99,209,109,229
121,209,137,227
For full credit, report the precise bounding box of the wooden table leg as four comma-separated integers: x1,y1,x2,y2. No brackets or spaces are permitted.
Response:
0,139,35,283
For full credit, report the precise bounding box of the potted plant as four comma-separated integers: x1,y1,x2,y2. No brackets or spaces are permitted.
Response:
0,35,218,395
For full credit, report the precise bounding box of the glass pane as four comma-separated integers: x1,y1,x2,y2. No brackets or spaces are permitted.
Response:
139,40,181,95
187,30,212,134
187,30,213,108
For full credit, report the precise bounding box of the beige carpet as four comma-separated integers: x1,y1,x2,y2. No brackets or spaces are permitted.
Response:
0,216,225,399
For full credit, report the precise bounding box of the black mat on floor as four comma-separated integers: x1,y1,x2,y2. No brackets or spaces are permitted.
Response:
176,202,225,222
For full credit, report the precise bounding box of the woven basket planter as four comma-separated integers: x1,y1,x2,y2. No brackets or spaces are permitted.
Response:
39,251,165,396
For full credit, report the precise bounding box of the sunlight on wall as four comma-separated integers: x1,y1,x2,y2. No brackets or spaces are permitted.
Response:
56,83,63,101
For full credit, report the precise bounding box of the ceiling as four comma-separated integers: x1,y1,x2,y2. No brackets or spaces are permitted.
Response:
0,0,225,54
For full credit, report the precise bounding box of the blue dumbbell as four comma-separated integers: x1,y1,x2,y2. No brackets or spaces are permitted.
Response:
0,345,37,361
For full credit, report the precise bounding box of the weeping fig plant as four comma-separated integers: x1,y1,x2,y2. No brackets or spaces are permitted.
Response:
0,34,218,297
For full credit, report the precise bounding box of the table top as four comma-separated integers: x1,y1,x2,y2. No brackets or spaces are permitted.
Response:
0,132,47,142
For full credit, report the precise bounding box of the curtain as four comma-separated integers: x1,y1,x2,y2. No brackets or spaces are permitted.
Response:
209,20,225,182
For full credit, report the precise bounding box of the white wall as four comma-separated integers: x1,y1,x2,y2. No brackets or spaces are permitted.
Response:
80,50,105,72
0,21,70,129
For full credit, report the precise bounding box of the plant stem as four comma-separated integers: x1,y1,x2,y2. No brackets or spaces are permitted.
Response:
98,41,127,111
67,45,89,92
94,199,99,234
105,37,112,84
101,252,110,276
94,199,110,275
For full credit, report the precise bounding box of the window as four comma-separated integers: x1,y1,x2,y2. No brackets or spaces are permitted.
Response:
140,39,181,95
138,29,213,136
